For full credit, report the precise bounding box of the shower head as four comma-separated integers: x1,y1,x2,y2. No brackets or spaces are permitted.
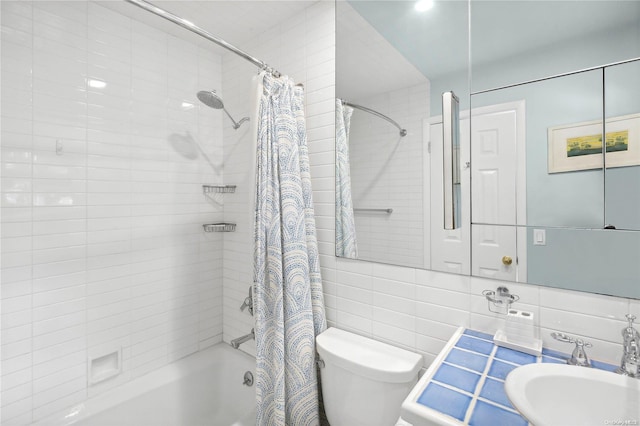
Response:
197,90,249,130
197,90,224,109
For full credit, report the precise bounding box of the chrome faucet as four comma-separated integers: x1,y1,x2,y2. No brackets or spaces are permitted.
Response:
231,328,255,349
551,332,592,367
616,314,639,378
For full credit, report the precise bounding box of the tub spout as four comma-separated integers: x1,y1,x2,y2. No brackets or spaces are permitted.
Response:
231,329,255,349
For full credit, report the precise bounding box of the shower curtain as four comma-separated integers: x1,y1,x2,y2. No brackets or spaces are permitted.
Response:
335,99,358,258
253,72,327,426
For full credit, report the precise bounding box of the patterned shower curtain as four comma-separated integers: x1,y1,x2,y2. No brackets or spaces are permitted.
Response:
253,72,327,426
335,99,358,258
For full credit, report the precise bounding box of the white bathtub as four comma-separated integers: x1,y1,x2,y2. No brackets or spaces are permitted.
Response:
45,344,256,426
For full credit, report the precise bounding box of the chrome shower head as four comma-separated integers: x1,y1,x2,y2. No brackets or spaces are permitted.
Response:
197,90,224,109
196,89,249,130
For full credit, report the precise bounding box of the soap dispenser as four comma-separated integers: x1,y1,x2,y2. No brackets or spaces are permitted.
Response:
616,314,640,377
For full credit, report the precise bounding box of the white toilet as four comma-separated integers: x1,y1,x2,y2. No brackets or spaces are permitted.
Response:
316,327,422,426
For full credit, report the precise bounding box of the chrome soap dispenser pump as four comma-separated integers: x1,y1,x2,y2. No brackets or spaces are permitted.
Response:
616,314,640,378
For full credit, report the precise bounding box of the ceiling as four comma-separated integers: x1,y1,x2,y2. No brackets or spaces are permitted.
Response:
347,0,640,81
347,0,468,81
336,2,427,101
97,0,640,100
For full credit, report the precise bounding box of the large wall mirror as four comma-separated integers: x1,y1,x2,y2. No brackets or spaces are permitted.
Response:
335,0,640,299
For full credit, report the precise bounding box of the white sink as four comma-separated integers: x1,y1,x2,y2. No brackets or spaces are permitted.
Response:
505,363,640,426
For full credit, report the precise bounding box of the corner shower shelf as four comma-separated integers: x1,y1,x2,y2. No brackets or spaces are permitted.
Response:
203,223,236,233
203,185,236,194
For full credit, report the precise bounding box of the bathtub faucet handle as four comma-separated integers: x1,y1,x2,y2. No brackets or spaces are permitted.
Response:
242,371,254,387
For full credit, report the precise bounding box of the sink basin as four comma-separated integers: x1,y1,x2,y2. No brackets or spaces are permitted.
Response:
505,363,640,426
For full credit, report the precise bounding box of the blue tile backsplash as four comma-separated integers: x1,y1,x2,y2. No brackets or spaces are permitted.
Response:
487,359,517,380
462,329,493,340
418,383,471,422
433,364,481,394
455,335,494,355
445,349,488,373
494,347,537,365
416,329,617,425
469,400,528,426
479,378,513,409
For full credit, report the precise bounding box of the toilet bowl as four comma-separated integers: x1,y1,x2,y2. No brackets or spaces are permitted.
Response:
316,327,422,426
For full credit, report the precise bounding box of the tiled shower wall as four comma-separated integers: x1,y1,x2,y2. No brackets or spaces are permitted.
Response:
1,2,224,423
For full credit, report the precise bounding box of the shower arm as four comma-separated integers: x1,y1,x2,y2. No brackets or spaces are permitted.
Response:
222,108,250,130
234,117,250,129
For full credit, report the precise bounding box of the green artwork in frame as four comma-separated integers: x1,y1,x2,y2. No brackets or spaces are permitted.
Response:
566,130,629,157
548,113,640,173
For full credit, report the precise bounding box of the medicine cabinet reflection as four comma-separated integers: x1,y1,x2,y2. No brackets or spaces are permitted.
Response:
468,60,640,297
335,0,470,272
335,0,640,300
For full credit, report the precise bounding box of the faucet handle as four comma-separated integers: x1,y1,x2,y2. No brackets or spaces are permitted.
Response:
568,339,592,367
624,314,638,332
551,332,574,343
551,332,592,367
616,314,640,377
240,286,254,316
621,314,640,341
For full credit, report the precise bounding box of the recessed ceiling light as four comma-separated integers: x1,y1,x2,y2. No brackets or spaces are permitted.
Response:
415,0,434,12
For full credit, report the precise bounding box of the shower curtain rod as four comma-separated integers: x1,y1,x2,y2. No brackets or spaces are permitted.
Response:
340,99,407,137
124,0,281,78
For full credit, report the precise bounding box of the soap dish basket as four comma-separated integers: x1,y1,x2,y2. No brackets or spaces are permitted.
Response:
203,223,236,232
482,286,519,314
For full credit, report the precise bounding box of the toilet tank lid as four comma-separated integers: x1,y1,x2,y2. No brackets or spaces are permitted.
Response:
316,327,422,383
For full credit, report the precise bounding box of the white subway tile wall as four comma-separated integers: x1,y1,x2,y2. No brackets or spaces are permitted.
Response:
348,83,429,268
1,2,224,423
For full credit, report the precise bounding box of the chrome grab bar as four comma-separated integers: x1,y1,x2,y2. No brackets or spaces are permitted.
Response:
354,208,393,214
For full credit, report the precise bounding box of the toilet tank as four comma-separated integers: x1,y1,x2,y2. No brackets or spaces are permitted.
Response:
316,328,422,426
